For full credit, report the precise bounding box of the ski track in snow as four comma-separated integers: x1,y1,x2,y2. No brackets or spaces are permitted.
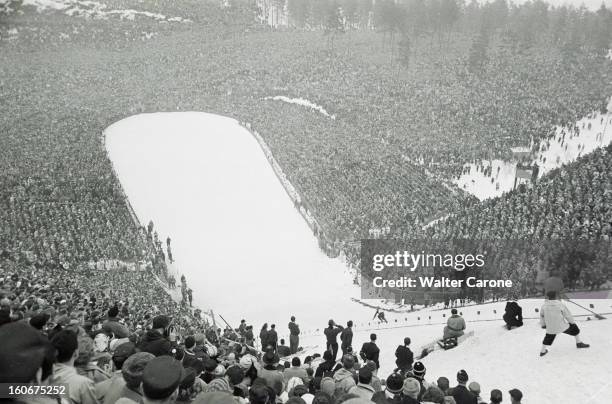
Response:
21,0,191,23
264,96,335,119
104,112,372,330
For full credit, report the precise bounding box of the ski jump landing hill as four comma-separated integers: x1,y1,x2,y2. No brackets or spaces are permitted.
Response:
105,112,612,404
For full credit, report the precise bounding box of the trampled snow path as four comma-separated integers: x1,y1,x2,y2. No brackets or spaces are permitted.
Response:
104,112,371,329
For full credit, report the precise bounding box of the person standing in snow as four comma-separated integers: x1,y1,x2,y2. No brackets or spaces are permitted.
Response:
394,337,414,375
288,316,300,354
539,290,589,356
324,319,344,361
267,324,278,352
360,333,380,369
340,320,353,357
259,323,269,351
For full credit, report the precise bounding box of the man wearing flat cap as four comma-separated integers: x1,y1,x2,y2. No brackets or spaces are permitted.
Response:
141,356,184,404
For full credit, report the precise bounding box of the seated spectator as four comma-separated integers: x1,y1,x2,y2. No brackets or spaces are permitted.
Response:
284,357,309,384
277,339,291,357
443,309,466,340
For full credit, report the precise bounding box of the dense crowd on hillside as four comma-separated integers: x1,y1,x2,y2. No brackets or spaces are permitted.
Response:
0,264,526,404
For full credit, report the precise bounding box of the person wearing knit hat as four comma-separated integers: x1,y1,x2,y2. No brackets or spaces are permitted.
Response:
142,356,184,402
468,381,484,403
452,370,477,404
509,388,523,403
410,361,426,379
403,377,421,402
386,372,405,395
320,376,336,397
422,385,446,404
0,322,55,384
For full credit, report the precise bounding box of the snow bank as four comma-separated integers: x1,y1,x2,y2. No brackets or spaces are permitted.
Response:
104,112,370,330
22,0,191,23
264,96,335,119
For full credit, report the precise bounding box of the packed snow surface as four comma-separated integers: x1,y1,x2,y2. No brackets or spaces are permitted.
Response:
105,112,370,329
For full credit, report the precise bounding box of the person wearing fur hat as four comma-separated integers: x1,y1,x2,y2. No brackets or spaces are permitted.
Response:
451,370,477,404
539,290,589,356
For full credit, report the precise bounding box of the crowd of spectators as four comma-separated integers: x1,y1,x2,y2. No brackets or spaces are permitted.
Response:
0,271,526,404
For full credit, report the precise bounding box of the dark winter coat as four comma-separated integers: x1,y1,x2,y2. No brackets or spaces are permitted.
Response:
288,321,300,336
324,326,343,345
267,329,278,348
395,345,414,369
360,341,380,368
138,329,172,356
452,385,477,404
340,327,353,349
314,360,336,378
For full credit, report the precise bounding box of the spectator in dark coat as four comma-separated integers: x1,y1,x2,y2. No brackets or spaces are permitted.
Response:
137,315,173,357
260,324,269,351
277,339,291,357
503,299,523,330
394,337,413,374
267,324,278,352
314,350,336,378
288,316,300,354
323,319,344,362
452,370,477,404
340,320,353,357
360,333,380,369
